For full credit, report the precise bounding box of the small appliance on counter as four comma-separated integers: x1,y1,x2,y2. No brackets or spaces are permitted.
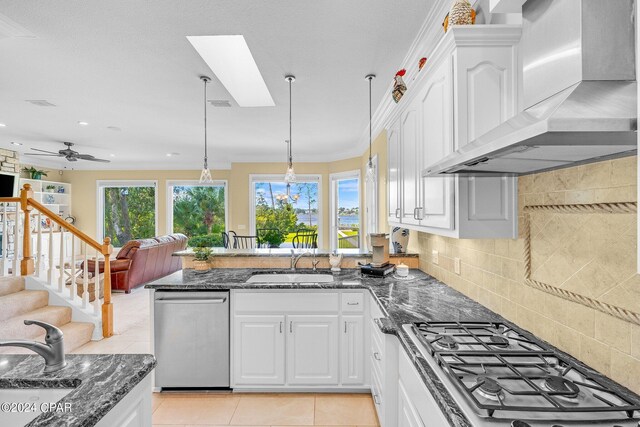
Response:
361,233,394,276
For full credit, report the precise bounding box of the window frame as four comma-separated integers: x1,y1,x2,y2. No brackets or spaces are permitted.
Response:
96,180,159,245
329,170,362,251
249,174,323,249
165,179,229,237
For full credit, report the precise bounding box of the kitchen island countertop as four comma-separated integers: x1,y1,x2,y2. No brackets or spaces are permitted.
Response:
146,269,640,427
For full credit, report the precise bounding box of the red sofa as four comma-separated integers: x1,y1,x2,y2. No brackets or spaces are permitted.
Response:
86,234,187,293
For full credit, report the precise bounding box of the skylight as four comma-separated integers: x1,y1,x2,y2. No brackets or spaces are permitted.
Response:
187,35,275,108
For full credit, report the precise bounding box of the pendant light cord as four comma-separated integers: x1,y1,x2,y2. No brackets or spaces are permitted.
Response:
288,77,293,167
202,76,209,168
368,76,372,164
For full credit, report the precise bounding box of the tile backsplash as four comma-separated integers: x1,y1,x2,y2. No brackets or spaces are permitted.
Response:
417,156,640,394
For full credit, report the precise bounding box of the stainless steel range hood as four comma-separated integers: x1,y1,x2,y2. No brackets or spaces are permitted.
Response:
424,0,637,177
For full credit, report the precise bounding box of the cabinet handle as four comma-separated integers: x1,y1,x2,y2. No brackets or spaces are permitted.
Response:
344,321,347,333
373,394,381,405
290,321,293,333
280,321,283,333
413,207,418,220
373,352,381,361
395,208,400,218
417,207,424,220
346,302,359,305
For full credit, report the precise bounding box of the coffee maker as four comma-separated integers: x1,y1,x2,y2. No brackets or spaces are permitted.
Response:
369,233,390,267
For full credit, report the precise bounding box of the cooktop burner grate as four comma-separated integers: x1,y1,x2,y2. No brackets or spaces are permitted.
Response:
411,321,640,419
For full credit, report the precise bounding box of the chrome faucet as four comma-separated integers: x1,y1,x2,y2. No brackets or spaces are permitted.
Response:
0,320,66,372
290,250,308,271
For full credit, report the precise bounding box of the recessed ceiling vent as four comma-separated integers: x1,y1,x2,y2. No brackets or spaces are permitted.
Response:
209,100,232,107
25,100,56,107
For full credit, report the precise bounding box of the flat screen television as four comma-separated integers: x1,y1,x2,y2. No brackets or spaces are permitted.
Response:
0,172,19,197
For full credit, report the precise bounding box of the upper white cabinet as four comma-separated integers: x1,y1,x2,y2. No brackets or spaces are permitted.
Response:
387,25,521,239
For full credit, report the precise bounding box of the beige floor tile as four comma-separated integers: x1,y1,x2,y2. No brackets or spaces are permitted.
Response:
152,393,165,412
153,395,240,425
314,395,378,426
230,395,315,426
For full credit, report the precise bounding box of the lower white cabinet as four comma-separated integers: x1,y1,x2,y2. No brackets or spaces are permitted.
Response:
234,315,285,385
231,290,367,389
95,373,152,427
341,315,365,384
288,315,339,385
397,350,449,427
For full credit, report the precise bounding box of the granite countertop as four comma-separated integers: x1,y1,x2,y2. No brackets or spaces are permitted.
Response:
173,248,418,258
146,268,640,427
0,353,156,427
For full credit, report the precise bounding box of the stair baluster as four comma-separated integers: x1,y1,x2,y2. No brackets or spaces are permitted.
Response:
93,248,100,314
36,211,42,276
12,202,20,277
82,245,89,309
69,233,77,301
47,222,54,286
1,203,7,276
58,227,64,293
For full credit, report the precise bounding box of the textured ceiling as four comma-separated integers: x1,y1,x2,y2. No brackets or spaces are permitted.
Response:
0,0,428,170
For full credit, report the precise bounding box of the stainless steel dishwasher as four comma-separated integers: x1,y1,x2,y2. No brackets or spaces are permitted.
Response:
154,291,229,388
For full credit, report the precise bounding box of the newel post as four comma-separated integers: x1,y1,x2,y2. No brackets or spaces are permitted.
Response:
101,237,114,337
20,184,34,275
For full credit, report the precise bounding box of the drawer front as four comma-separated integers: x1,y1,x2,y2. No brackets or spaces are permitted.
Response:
341,292,364,312
371,361,385,423
234,291,339,313
370,329,384,372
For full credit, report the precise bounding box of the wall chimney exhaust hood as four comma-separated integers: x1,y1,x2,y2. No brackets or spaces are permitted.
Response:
424,0,637,177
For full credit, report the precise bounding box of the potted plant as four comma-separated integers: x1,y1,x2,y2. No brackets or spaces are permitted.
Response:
192,247,212,271
21,167,48,180
45,185,56,193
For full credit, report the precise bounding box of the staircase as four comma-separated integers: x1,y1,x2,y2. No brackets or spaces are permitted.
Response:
0,184,114,347
0,276,94,353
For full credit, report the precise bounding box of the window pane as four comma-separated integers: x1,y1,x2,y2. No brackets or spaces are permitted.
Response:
103,186,156,247
172,185,226,247
254,181,319,248
337,178,360,249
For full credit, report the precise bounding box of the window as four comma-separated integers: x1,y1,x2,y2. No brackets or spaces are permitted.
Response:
250,175,321,248
167,180,228,247
330,171,361,250
97,181,158,247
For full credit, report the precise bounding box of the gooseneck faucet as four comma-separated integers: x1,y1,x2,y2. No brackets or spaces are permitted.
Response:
291,249,308,271
0,320,66,372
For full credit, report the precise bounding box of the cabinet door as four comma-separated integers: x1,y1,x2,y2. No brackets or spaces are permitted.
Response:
340,315,364,384
454,47,516,150
400,104,420,226
233,315,285,385
397,378,425,427
287,315,339,385
387,119,401,224
419,60,454,230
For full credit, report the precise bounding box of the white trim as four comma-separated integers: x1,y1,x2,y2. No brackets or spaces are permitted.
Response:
165,180,229,238
329,170,362,251
365,155,379,251
96,180,158,242
248,174,323,249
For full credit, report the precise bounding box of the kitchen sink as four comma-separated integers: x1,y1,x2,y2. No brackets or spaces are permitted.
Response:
246,273,335,284
0,387,73,425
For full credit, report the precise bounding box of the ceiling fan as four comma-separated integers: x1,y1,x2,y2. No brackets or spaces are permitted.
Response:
24,142,110,163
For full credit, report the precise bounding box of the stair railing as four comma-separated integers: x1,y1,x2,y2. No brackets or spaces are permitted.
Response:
0,184,113,338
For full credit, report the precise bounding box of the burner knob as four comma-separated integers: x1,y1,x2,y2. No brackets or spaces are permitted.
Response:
510,421,532,427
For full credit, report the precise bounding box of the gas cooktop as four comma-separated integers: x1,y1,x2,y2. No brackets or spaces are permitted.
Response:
404,321,640,426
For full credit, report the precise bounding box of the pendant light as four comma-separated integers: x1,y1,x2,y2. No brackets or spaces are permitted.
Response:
199,75,213,183
365,74,376,182
284,75,296,191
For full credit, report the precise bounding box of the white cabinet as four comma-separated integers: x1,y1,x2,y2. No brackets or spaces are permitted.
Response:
341,315,365,384
288,315,339,385
231,290,367,389
387,120,401,224
233,315,285,385
95,374,152,427
387,26,521,239
397,378,425,427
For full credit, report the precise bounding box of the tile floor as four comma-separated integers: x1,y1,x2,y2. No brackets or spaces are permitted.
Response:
73,288,380,427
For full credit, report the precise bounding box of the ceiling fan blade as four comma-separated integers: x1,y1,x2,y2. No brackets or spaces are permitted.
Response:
23,153,65,157
30,148,62,155
75,154,111,163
